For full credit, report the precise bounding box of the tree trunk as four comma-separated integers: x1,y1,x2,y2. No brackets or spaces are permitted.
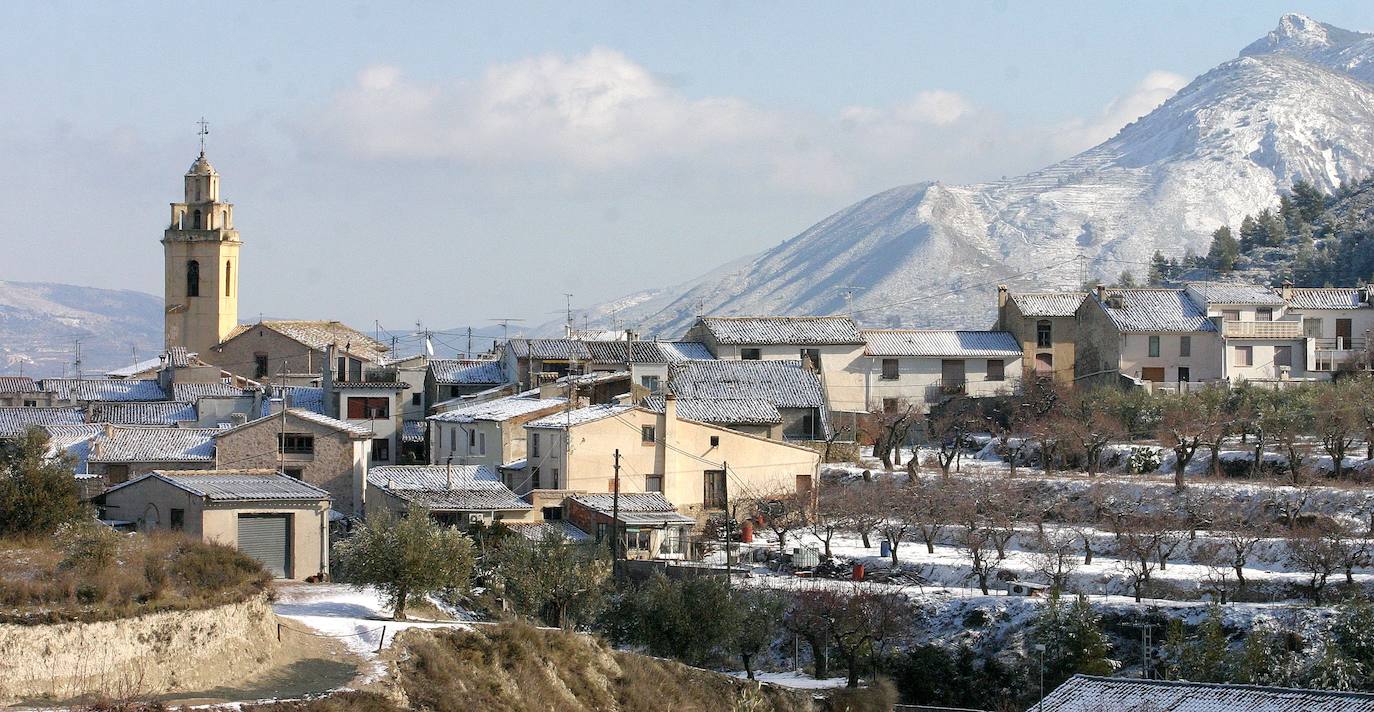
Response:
743,652,755,680
860,530,871,548
846,655,860,688
1134,586,1142,603
1209,443,1223,479
1234,564,1246,590
926,539,935,554
807,635,828,679
1083,539,1094,566
393,584,409,621
889,543,899,567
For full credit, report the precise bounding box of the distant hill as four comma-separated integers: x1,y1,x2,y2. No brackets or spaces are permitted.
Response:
0,280,163,378
572,14,1374,337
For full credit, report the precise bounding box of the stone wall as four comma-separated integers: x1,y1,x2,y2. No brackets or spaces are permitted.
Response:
0,593,278,703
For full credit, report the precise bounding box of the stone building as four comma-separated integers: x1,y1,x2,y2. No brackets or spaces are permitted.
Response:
995,287,1085,385
203,320,388,386
213,408,374,516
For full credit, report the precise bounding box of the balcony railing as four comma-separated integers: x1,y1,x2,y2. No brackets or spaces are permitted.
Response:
1313,337,1368,352
1221,320,1303,339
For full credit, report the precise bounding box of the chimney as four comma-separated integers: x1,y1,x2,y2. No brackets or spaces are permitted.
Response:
267,398,285,416
321,343,338,418
1281,279,1293,301
230,412,248,426
996,284,1009,308
1095,284,1107,303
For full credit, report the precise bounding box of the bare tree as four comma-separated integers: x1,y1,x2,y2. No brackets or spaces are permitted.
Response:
1056,388,1123,478
1261,387,1315,485
911,476,951,555
811,484,851,559
1116,525,1161,602
1207,504,1267,592
1333,527,1371,585
752,489,810,558
1154,523,1187,572
867,401,918,471
1191,540,1235,604
1159,391,1217,491
1032,528,1080,594
927,397,976,477
876,479,915,567
1287,524,1343,605
952,495,1000,595
1314,380,1360,480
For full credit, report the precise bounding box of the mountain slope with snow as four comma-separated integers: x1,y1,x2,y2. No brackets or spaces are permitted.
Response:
0,281,163,377
585,14,1374,337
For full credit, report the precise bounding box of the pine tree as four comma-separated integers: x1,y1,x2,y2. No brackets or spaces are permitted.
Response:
1116,270,1138,288
1031,593,1114,690
1239,215,1261,251
1259,209,1287,247
1291,180,1327,223
1206,225,1239,272
1182,607,1231,683
1147,250,1169,285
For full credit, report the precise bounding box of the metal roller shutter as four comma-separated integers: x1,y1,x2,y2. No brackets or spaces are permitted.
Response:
237,514,290,578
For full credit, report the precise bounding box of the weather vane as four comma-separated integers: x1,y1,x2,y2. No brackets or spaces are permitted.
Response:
196,117,210,155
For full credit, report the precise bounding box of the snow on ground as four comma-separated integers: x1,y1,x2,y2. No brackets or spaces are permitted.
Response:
728,670,849,689
273,582,471,679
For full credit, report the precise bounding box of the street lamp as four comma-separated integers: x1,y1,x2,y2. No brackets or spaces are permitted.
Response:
1035,643,1046,711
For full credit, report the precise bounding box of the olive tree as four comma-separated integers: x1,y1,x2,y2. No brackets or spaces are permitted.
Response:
333,509,475,620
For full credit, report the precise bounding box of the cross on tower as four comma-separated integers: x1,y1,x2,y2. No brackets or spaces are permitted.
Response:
196,117,210,155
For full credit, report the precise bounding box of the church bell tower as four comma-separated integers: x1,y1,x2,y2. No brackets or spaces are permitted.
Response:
163,119,241,356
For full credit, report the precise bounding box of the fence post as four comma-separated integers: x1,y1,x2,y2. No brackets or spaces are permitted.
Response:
277,622,281,642
377,625,387,653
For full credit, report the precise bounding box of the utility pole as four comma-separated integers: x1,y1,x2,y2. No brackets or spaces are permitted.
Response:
611,449,621,575
721,460,731,588
72,340,82,378
466,326,473,358
837,286,866,317
278,363,288,475
563,293,574,336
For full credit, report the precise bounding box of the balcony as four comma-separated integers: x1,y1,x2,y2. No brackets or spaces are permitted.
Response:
1312,338,1371,372
1221,320,1302,339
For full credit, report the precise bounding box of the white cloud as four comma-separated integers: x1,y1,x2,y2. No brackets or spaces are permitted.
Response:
1051,70,1188,154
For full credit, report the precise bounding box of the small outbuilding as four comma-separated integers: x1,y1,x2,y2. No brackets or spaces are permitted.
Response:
98,469,331,580
367,464,533,528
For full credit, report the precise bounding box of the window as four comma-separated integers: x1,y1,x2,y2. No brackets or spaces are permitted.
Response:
347,397,390,419
1178,367,1190,383
1179,336,1191,357
987,359,1005,382
468,429,477,449
336,356,347,382
741,348,761,360
1256,308,1273,322
411,393,422,406
625,529,651,552
477,432,486,456
542,506,563,521
371,437,391,462
284,468,304,480
661,527,685,555
704,470,727,509
1036,320,1052,348
709,435,720,448
641,375,660,393
1148,335,1161,358
881,358,899,380
1234,345,1253,367
225,261,232,297
800,348,821,370
186,260,200,297
169,508,184,531
23,399,36,407
1035,353,1053,374
1222,310,1241,322
531,466,542,490
278,433,315,455
550,467,559,488
192,209,202,229
448,428,456,451
1275,345,1293,368
530,433,540,458
646,474,663,493
641,424,656,444
882,397,899,414
254,353,269,379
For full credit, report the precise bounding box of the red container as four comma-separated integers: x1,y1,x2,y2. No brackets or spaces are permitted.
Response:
852,563,865,581
740,519,754,543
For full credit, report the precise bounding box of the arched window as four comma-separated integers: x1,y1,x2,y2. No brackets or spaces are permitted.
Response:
225,260,232,297
192,209,202,229
186,260,200,297
1036,320,1052,348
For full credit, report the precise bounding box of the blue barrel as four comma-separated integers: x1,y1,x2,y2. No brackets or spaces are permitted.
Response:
879,540,891,558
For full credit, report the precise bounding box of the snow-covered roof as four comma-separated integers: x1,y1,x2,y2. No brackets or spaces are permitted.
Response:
401,421,426,443
0,407,86,437
504,338,594,361
862,329,1022,358
524,404,636,430
39,378,168,402
0,376,41,393
1094,289,1218,333
41,424,102,473
506,520,593,543
368,465,530,511
428,394,567,423
108,470,330,502
1008,292,1086,317
667,360,827,410
88,401,197,426
644,341,715,362
569,493,695,526
695,316,863,345
89,426,218,463
172,382,254,401
640,395,782,426
1287,288,1368,310
429,359,506,385
1185,282,1286,306
1038,675,1374,712
265,386,324,416
105,357,164,378
216,409,372,438
224,320,389,362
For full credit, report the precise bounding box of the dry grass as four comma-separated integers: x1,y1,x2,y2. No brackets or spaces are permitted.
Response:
0,527,270,624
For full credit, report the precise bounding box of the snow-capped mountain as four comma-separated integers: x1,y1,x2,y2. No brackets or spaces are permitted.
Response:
0,281,163,377
581,14,1374,337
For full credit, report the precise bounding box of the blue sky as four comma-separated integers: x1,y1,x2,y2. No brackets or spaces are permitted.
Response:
0,2,1370,336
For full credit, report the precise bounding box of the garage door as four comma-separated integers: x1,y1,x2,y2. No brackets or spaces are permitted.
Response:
238,514,290,578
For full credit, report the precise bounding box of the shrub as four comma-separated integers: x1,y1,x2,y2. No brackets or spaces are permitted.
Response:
58,522,123,572
0,427,87,537
1127,447,1161,474
171,539,267,592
